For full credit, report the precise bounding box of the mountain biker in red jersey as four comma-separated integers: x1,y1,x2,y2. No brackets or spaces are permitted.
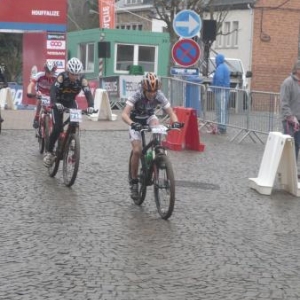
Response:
121,72,181,200
27,60,58,129
43,57,94,168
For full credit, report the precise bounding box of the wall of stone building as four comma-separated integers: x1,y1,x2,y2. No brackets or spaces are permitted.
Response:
251,0,300,92
117,11,152,31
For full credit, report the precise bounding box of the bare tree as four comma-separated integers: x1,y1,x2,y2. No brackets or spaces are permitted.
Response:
67,0,98,32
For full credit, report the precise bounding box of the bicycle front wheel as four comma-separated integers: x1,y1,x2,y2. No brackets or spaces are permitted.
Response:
153,155,175,220
63,133,80,187
44,115,51,153
128,150,147,205
38,123,45,154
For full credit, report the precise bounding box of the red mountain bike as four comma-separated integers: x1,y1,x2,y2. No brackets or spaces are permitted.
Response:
36,95,53,154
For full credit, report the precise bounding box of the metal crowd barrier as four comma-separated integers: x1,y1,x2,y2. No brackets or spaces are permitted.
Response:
160,76,282,144
100,75,282,144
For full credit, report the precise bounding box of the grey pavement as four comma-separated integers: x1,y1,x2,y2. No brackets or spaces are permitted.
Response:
1,110,300,300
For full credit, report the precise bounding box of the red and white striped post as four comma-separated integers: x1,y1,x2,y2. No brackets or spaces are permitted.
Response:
99,34,105,78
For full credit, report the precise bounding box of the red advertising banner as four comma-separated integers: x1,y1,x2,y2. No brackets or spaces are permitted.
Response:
0,0,67,32
98,0,115,29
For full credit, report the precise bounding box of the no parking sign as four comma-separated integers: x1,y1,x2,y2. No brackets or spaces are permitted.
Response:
172,39,201,67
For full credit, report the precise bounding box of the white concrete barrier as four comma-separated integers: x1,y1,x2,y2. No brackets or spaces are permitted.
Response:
249,132,300,196
0,87,15,110
89,88,117,121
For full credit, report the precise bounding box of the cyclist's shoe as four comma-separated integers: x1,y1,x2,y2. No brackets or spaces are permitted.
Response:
130,179,139,200
43,152,56,168
32,119,39,129
0,117,4,123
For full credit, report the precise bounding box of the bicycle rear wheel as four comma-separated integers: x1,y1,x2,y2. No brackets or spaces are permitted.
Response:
128,150,147,205
63,133,80,187
153,155,175,220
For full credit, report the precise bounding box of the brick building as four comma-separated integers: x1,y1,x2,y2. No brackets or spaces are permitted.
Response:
252,0,300,92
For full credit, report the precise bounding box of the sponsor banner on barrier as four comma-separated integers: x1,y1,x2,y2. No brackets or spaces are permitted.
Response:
119,75,143,99
100,76,119,97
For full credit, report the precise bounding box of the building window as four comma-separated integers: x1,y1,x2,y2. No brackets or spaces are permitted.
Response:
138,46,155,72
116,23,143,30
232,21,239,47
216,32,223,48
79,43,95,72
115,43,157,73
125,0,143,5
224,22,231,47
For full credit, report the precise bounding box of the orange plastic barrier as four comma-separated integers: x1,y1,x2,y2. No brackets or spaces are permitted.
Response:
162,106,205,152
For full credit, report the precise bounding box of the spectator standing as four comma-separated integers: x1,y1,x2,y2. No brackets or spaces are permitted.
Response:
280,60,300,163
212,54,230,134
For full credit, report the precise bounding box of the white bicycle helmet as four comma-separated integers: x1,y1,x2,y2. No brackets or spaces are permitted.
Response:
44,60,57,73
67,57,83,74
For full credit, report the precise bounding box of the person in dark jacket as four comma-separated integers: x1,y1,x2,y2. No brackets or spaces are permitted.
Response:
43,57,94,168
280,60,300,161
212,54,230,134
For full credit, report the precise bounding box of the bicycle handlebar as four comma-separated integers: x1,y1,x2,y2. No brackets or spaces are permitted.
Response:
62,107,99,115
49,105,98,115
139,123,184,133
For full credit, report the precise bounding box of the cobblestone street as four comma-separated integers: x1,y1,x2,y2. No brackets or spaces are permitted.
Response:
1,114,300,299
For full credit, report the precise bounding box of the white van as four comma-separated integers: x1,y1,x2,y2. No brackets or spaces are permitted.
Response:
202,57,252,89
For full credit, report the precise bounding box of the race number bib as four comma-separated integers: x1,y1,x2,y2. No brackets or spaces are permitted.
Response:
151,125,168,135
70,109,82,122
41,96,50,106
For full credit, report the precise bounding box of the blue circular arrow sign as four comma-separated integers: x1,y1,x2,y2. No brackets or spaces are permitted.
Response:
173,10,202,39
172,39,201,67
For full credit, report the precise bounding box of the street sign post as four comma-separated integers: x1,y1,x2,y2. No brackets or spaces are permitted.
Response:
172,38,201,68
170,67,199,76
173,10,202,39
